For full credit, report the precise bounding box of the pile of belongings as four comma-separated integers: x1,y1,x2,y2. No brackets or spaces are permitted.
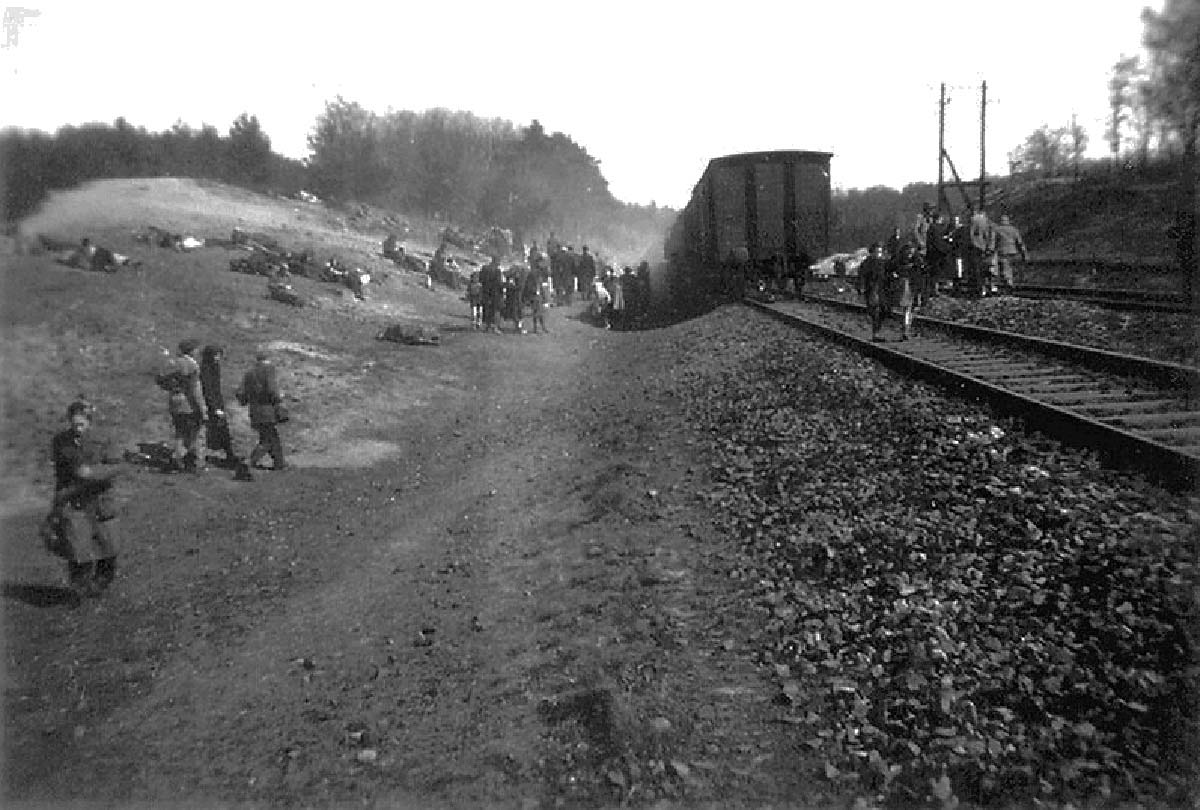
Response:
480,226,514,258
134,225,204,251
321,257,371,299
382,233,403,261
231,227,282,252
441,226,473,251
376,324,440,346
228,228,320,278
267,280,304,307
230,251,289,278
381,235,429,274
427,244,462,289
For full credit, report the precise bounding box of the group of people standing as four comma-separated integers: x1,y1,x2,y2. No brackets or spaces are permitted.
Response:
157,340,289,476
588,262,652,330
858,204,1030,341
911,203,1029,298
45,342,293,599
465,241,652,334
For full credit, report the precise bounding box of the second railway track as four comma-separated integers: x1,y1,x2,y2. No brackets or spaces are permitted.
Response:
1011,284,1190,312
747,295,1200,490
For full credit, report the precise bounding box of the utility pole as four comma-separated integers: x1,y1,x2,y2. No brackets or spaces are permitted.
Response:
938,82,947,212
979,80,987,208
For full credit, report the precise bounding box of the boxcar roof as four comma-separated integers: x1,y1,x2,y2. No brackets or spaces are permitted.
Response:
706,150,833,170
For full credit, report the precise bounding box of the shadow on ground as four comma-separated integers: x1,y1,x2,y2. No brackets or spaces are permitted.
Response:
3,582,80,608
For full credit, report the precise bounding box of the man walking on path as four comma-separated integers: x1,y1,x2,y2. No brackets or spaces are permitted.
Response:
237,350,289,471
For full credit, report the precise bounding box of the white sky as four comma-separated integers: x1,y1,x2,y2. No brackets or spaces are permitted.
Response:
1,0,1157,208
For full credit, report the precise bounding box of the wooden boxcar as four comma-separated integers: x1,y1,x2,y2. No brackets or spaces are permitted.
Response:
664,149,832,301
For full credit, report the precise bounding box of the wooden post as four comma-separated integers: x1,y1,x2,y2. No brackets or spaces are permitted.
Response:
938,83,947,212
979,81,988,208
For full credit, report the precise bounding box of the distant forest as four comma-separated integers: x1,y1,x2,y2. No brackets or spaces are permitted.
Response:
1,115,306,223
0,105,674,262
5,0,1192,265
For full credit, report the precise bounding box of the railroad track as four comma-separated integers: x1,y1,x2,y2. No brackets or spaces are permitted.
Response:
1011,284,1190,313
746,295,1200,490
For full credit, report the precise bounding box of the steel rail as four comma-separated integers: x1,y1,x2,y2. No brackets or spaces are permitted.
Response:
1010,285,1189,313
745,297,1200,491
799,293,1200,390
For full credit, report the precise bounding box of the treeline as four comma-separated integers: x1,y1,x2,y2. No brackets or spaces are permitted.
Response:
1,103,675,264
830,183,936,252
829,152,1191,255
1106,0,1198,165
838,3,1198,256
306,98,673,258
1008,0,1197,181
1,114,307,223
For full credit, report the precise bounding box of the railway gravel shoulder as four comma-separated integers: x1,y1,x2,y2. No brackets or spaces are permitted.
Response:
748,297,1200,490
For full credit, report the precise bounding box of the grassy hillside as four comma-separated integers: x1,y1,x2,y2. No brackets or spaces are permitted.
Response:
988,174,1186,264
0,178,476,515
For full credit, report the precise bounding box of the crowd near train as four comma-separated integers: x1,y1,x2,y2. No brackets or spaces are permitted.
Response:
462,238,654,334
660,150,1030,316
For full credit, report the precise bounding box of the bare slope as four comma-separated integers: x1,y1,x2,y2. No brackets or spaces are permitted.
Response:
1,178,463,518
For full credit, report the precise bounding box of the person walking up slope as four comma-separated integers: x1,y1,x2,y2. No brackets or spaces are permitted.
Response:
237,350,289,471
158,339,206,473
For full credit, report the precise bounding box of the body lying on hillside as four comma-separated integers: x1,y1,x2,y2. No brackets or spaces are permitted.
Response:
54,238,138,272
376,324,440,345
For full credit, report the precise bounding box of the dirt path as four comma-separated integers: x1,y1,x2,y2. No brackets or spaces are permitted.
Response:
3,306,828,808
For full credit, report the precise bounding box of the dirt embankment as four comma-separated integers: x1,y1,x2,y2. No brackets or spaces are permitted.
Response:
1,179,830,807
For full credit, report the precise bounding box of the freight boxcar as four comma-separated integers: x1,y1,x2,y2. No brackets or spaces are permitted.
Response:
663,149,831,303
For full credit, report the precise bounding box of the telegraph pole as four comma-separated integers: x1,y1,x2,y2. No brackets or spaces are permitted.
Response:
938,83,947,212
979,80,987,208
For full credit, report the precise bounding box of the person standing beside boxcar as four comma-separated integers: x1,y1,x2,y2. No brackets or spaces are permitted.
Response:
925,211,951,298
636,261,652,316
966,205,994,297
891,243,920,340
885,227,903,263
913,204,934,258
950,214,970,292
991,214,1028,291
608,267,626,330
859,242,888,341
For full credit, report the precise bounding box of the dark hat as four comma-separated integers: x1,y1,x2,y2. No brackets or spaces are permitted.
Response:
179,339,199,355
67,400,93,419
